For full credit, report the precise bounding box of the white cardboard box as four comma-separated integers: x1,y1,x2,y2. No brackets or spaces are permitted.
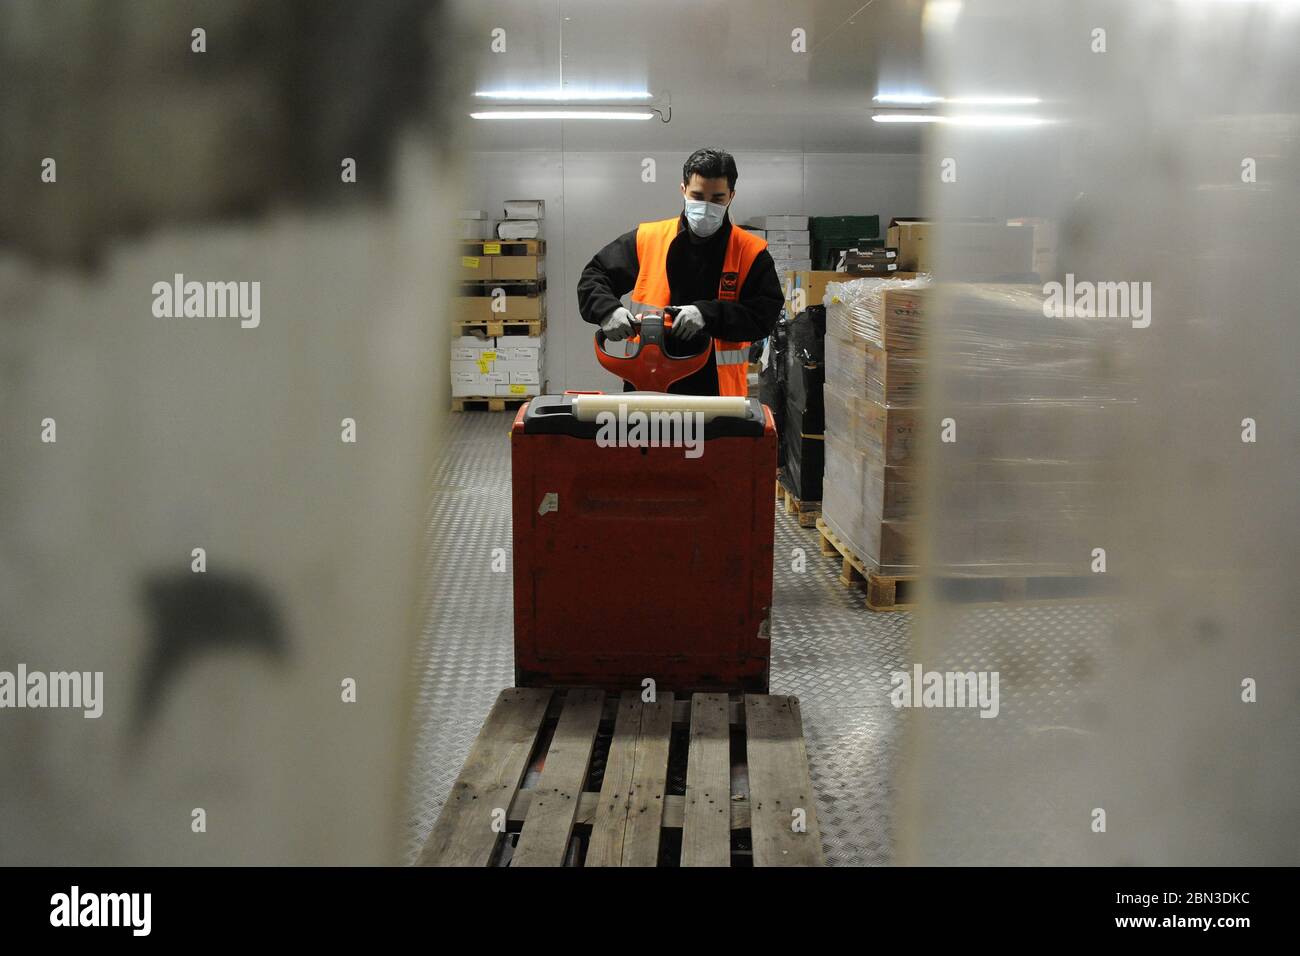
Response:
496,334,545,348
495,382,541,397
451,346,496,362
510,369,540,385
451,370,509,397
766,229,811,244
748,215,809,230
489,358,541,374
500,346,541,362
503,200,545,220
767,242,811,259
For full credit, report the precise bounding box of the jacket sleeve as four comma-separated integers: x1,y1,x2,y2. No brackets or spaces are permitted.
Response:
693,248,784,342
577,228,640,325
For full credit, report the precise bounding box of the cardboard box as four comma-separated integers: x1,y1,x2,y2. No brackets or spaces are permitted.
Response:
496,333,544,348
452,294,545,322
495,382,542,397
767,242,811,259
450,345,494,362
886,219,931,272
876,286,930,352
457,219,492,240
510,369,540,385
491,255,542,281
792,270,851,312
497,220,541,240
490,358,541,374
861,401,919,465
748,215,809,230
451,370,510,397
503,200,545,220
766,229,811,244
500,346,541,362
459,254,492,280
826,341,923,406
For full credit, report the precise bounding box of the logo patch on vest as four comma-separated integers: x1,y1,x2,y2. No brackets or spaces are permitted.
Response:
719,271,740,299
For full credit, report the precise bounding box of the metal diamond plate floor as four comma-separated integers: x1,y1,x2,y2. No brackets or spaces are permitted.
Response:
404,411,1112,866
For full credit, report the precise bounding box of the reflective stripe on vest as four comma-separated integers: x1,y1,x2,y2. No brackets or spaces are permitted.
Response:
629,217,766,396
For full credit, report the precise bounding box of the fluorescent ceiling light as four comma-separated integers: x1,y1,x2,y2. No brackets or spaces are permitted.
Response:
474,89,653,101
873,93,1040,106
872,112,1048,127
871,113,942,123
947,95,1041,106
873,93,943,105
470,110,654,120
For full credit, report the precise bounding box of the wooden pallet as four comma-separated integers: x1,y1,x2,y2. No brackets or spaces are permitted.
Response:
457,278,547,293
451,395,531,413
460,239,546,256
417,688,824,867
775,478,821,528
815,517,1117,611
453,318,546,339
815,517,870,590
861,570,1117,612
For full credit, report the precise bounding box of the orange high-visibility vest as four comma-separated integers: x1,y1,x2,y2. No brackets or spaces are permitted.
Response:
629,216,767,397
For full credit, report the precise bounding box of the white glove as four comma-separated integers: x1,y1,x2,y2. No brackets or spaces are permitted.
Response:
669,304,705,339
600,306,634,342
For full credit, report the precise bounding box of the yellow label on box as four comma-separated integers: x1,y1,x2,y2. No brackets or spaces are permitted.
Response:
510,384,527,394
476,351,496,373
461,256,480,268
483,242,501,255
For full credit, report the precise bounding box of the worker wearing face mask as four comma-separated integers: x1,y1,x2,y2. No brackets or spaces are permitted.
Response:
577,147,784,396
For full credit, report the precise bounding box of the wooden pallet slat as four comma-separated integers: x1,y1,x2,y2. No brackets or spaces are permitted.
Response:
511,689,605,867
681,693,732,867
453,317,547,339
451,396,533,413
621,692,674,867
417,688,552,867
585,691,642,867
427,690,820,867
745,694,824,867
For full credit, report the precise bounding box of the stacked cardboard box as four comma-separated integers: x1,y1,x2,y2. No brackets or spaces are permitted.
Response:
822,278,1134,574
451,200,548,402
885,218,1037,278
450,333,546,398
457,209,492,240
822,278,930,571
497,199,544,240
746,215,811,288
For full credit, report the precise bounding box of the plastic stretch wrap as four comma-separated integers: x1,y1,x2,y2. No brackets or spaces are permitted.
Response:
822,275,1135,574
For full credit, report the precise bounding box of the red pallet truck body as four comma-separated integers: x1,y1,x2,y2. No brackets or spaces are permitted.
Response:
510,311,776,692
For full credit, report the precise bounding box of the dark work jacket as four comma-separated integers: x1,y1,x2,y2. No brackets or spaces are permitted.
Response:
576,211,784,395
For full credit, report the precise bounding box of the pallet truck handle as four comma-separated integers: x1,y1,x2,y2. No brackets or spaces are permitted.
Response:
593,306,713,392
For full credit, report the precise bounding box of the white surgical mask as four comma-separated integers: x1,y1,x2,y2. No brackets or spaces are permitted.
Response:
684,198,727,238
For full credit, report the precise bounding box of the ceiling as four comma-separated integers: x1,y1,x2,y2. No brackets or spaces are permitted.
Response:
453,0,928,153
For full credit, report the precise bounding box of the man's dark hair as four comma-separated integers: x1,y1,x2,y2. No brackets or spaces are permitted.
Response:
682,148,738,191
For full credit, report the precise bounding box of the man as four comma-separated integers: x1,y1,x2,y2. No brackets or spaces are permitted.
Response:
577,147,784,396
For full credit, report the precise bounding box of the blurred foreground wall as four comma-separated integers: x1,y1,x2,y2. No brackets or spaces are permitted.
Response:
898,0,1299,865
0,0,463,864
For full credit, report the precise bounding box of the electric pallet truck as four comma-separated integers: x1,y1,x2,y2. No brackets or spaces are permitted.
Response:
419,310,824,867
